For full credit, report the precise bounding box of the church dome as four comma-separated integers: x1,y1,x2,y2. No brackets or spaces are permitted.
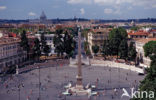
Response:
40,11,47,20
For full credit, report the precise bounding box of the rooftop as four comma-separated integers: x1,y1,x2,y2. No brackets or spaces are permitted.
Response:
0,37,20,45
135,38,156,44
128,30,149,36
91,28,111,34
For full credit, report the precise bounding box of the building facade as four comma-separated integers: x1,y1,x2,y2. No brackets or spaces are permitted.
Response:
128,30,149,39
88,28,110,54
149,29,156,38
0,37,27,73
35,34,55,55
135,38,156,67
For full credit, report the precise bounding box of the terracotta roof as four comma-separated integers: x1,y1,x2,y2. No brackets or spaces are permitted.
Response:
0,37,20,45
9,32,17,37
150,29,156,32
91,29,110,33
136,38,156,44
27,32,32,34
128,31,149,36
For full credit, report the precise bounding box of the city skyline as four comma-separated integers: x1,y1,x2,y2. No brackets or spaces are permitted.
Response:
0,0,156,19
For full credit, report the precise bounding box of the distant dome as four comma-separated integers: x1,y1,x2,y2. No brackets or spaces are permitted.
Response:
131,20,135,26
40,11,47,20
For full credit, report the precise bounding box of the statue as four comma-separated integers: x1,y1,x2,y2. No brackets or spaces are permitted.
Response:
16,65,19,75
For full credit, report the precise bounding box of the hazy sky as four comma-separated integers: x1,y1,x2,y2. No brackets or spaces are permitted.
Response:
0,0,156,19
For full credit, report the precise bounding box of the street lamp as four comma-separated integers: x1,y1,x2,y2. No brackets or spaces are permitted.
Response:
18,84,21,100
38,65,41,100
17,70,22,100
118,63,121,99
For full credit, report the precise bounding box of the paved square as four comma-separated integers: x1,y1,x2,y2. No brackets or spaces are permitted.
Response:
0,60,144,100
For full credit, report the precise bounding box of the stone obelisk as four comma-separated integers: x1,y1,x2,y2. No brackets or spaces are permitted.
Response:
76,26,83,89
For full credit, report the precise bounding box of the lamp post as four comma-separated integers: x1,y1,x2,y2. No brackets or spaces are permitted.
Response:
118,64,121,99
17,68,22,100
18,84,21,100
38,65,41,100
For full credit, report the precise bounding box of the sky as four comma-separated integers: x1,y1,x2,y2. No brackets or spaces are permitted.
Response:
0,0,156,19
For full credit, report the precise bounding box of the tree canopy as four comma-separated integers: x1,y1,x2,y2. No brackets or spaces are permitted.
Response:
53,28,64,57
143,41,156,59
102,40,111,59
108,27,128,57
53,28,76,58
84,41,91,56
128,42,137,61
20,30,30,53
40,32,50,56
118,39,128,60
64,30,76,58
33,38,41,60
92,45,99,55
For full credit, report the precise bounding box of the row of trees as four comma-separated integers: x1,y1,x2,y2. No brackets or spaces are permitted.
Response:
53,28,76,58
33,33,51,60
84,41,91,56
102,39,136,61
20,30,50,61
91,28,137,61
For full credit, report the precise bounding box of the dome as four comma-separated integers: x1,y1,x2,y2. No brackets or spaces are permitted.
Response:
40,11,47,20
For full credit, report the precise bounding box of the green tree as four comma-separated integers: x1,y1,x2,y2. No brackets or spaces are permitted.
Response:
92,45,99,56
132,41,156,100
40,32,50,57
20,30,30,59
84,41,91,56
118,39,128,60
109,27,127,57
63,30,76,58
131,26,139,31
81,29,90,40
53,28,76,58
33,38,41,61
44,45,51,57
40,32,46,52
128,42,137,61
53,28,64,57
109,38,121,56
102,40,110,59
143,41,156,58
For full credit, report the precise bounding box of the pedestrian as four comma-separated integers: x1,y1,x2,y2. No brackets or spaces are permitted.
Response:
58,92,62,98
96,78,99,88
5,83,8,88
111,95,114,99
102,90,105,96
94,95,97,100
30,89,33,95
22,83,24,87
7,90,9,93
108,80,110,83
127,73,128,76
114,88,117,96
24,90,27,94
97,92,100,96
135,80,137,83
27,96,30,100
